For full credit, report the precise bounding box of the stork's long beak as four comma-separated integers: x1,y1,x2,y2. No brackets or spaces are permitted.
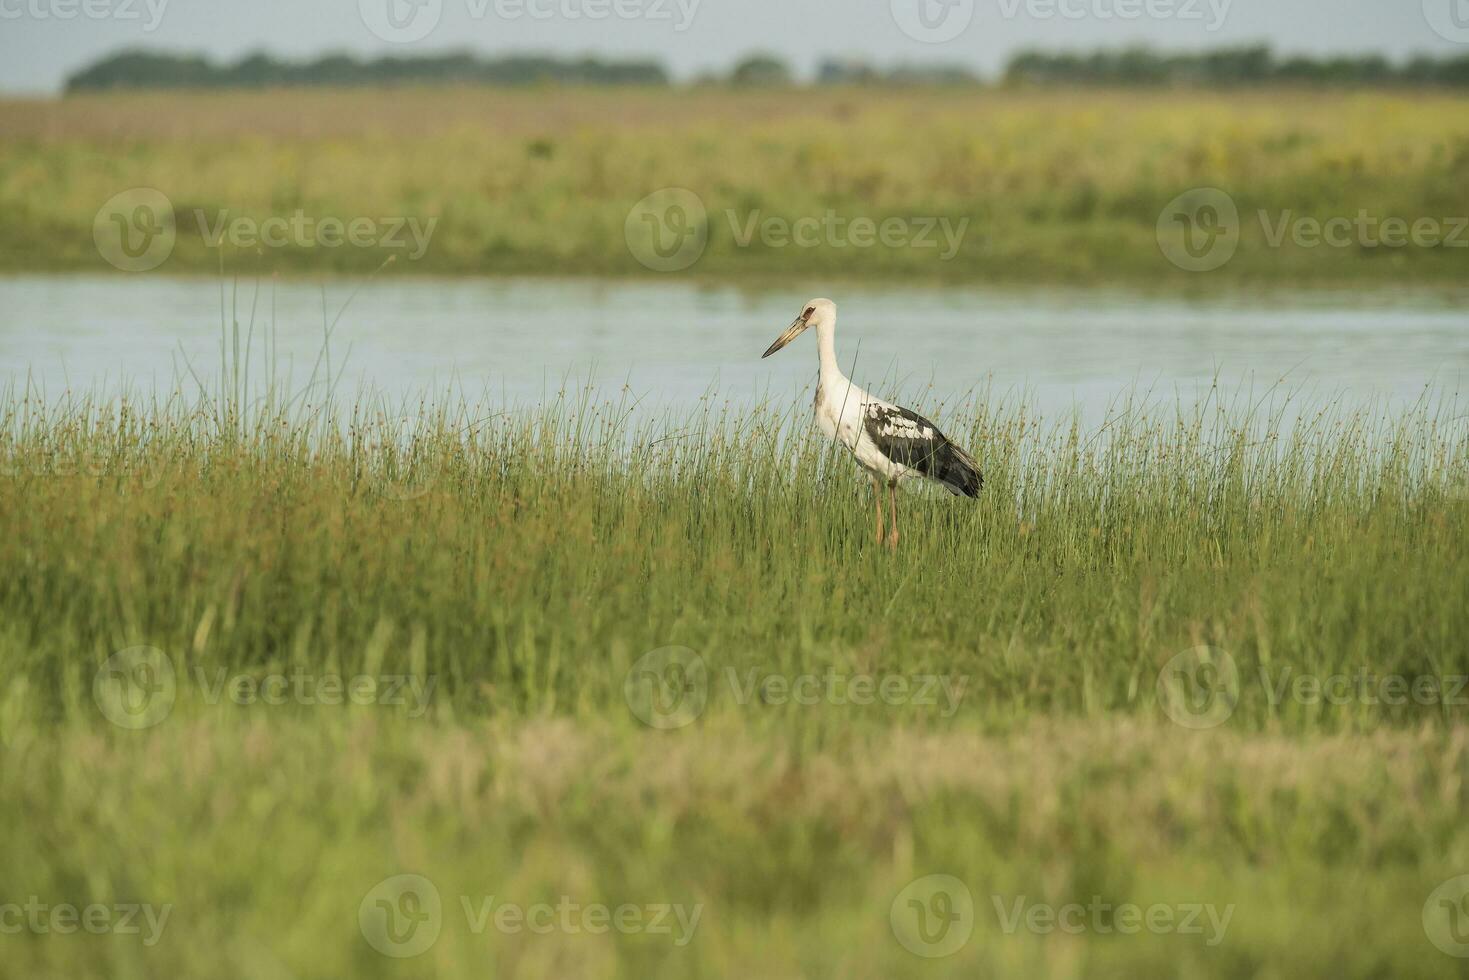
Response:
762,316,807,359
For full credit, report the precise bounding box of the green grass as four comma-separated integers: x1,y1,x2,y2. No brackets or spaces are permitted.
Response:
3,86,1469,283
1,344,1468,978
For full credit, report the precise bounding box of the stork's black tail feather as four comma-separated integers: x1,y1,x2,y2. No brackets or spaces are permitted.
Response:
936,441,983,498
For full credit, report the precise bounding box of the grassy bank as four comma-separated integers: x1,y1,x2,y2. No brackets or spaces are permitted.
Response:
1,377,1468,976
2,87,1468,283
5,718,1467,978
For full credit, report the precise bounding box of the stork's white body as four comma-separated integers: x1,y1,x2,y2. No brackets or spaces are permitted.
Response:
810,319,921,485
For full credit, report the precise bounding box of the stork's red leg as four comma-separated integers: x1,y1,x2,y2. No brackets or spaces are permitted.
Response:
886,483,900,550
871,474,885,546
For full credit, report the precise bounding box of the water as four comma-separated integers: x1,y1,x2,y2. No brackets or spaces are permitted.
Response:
2,274,1466,425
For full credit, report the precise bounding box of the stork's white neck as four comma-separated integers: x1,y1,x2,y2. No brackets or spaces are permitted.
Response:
815,319,843,386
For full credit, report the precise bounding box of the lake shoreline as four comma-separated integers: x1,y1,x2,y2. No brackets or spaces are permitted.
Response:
5,265,1469,299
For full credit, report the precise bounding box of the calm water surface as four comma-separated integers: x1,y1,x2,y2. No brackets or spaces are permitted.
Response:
2,275,1466,425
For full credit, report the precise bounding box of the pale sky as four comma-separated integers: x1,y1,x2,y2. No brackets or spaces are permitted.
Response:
0,0,1465,93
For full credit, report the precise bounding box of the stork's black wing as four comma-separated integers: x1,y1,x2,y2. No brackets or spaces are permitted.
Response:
863,403,982,498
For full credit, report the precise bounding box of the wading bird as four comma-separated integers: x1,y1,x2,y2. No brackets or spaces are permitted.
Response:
762,298,982,549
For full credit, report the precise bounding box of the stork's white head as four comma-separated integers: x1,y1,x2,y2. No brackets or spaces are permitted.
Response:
761,298,836,359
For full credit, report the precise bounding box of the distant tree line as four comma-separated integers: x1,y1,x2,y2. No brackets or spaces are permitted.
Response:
64,49,670,92
1004,45,1469,88
815,58,979,87
63,45,1469,93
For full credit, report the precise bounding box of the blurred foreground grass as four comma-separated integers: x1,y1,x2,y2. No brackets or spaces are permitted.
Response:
2,86,1468,283
1,373,1468,977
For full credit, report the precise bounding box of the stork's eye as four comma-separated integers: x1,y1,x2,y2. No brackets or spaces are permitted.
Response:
803,307,814,319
